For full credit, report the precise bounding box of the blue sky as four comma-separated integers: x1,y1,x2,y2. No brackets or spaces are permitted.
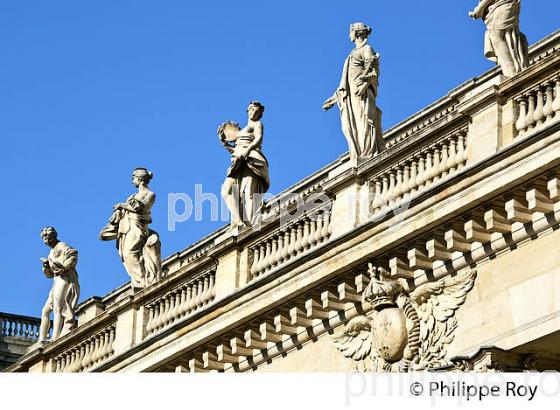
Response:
1,1,558,317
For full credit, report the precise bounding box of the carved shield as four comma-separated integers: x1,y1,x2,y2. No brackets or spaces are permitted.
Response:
371,307,408,363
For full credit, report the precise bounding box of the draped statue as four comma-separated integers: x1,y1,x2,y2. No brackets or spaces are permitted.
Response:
38,227,80,342
323,22,385,164
469,0,529,77
218,101,270,231
100,168,162,289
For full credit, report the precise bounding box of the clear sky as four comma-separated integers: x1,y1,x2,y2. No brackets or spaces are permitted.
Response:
1,1,558,317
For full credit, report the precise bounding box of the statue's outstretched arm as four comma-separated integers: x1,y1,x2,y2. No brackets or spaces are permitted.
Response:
470,0,494,19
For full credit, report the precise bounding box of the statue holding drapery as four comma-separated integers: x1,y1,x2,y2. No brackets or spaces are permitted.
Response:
99,168,162,289
469,0,529,78
323,22,385,164
218,101,270,231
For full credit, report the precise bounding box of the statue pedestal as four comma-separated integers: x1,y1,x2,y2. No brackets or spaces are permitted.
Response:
26,340,49,354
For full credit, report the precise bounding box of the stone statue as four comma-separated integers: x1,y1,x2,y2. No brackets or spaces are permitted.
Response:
218,101,270,230
469,0,529,78
333,265,477,372
100,168,162,289
323,22,385,164
38,227,80,343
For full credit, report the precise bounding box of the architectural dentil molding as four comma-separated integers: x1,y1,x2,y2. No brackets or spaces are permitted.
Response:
334,265,477,372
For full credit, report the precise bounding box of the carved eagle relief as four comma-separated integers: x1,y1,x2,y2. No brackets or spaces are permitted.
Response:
333,265,477,372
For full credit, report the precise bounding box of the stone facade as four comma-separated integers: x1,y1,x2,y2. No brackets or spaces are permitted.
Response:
5,29,560,373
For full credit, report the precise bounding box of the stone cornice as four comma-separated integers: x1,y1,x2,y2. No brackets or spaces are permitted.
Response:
92,122,560,372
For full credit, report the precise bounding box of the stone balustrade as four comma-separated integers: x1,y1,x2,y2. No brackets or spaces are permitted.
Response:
249,205,332,279
515,75,560,135
53,323,116,372
370,129,468,215
0,313,42,341
145,268,216,336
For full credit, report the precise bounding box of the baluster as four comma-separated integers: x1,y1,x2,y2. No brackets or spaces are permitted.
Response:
263,239,273,271
255,243,266,275
90,336,101,366
161,295,171,327
526,91,536,129
515,96,528,132
534,86,545,126
314,212,324,243
196,276,207,307
282,230,291,261
103,330,113,360
69,351,77,373
106,327,116,357
377,174,387,210
71,347,80,372
408,159,418,195
430,145,440,183
55,357,63,373
199,275,209,306
308,217,317,248
394,166,404,203
97,332,108,364
154,299,165,330
401,164,410,201
269,236,279,268
287,227,297,257
193,279,203,309
145,305,155,333
175,286,187,318
456,132,466,169
250,246,260,277
424,151,433,187
303,218,312,251
61,355,69,372
386,170,396,208
552,76,560,118
187,283,197,313
447,135,457,173
86,340,96,368
80,341,90,370
294,222,304,255
416,155,426,190
209,273,216,302
552,76,560,117
439,140,449,178
150,303,161,333
64,355,71,372
80,344,89,372
276,232,286,264
170,290,181,323
461,133,469,165
543,81,554,121
66,350,75,373
370,178,382,213
182,285,193,316
201,274,211,306
198,277,207,308
322,210,331,239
